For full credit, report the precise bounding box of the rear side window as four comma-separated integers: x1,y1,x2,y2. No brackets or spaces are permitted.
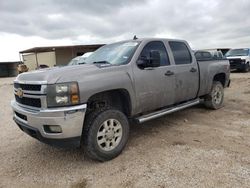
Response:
169,41,192,65
140,41,170,66
194,51,212,61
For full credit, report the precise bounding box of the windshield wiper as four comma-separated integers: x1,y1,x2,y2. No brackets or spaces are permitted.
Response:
93,61,111,64
78,62,86,65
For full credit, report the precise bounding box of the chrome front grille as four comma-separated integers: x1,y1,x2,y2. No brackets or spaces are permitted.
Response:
14,81,47,109
15,95,41,108
14,83,41,91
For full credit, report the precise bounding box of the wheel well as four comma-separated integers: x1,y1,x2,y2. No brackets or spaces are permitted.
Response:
213,73,226,87
87,89,131,117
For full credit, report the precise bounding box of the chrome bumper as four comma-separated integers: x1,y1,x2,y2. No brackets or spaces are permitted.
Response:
11,100,87,142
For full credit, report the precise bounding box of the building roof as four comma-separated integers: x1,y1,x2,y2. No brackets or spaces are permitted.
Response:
20,44,105,54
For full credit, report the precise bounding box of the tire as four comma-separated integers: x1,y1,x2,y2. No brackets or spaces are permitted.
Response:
204,81,224,110
82,107,129,161
243,63,249,72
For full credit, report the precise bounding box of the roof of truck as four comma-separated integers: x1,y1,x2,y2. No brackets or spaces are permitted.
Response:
129,37,187,42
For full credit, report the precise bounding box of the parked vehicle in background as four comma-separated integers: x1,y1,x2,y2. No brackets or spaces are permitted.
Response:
225,48,250,72
78,52,93,64
67,56,81,66
206,50,224,59
11,38,230,161
17,64,29,74
68,52,94,66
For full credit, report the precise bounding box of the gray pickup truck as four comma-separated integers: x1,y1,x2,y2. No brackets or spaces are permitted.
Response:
11,38,230,161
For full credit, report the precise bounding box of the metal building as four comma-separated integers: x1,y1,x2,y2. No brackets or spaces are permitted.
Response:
19,44,104,71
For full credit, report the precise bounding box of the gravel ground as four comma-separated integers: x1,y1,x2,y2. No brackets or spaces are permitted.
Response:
0,73,250,188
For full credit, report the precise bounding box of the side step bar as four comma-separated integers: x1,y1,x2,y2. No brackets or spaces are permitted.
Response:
135,99,201,123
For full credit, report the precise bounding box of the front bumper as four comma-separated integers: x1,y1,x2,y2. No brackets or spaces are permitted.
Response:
11,100,87,147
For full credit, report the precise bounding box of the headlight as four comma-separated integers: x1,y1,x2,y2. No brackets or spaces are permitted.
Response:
47,82,80,107
241,59,246,63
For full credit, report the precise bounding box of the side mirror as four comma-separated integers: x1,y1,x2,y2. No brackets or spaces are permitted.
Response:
149,50,161,67
137,56,149,68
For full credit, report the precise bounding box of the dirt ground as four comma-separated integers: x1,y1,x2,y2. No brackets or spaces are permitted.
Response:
0,73,249,188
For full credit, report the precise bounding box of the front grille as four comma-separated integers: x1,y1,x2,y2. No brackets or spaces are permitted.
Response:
15,95,41,108
229,59,242,66
14,83,41,91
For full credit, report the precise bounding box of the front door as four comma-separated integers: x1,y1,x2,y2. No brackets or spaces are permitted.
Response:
133,41,175,113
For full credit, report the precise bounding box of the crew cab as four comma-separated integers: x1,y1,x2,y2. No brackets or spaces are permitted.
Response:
225,48,250,72
11,38,230,161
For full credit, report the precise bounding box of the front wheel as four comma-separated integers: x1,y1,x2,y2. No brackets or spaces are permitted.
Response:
204,81,224,110
82,108,129,161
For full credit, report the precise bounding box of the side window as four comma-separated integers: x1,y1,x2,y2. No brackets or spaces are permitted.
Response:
139,41,170,66
169,41,192,65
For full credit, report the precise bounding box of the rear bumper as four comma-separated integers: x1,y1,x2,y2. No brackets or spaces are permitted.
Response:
11,100,87,148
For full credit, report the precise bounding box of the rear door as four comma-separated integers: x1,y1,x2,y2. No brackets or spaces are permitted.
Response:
133,41,175,113
168,41,199,103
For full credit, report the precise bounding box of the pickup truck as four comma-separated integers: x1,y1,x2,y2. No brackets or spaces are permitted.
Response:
225,48,250,72
11,38,230,161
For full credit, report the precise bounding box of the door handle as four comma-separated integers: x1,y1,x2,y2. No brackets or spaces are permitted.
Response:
190,67,197,73
165,70,174,76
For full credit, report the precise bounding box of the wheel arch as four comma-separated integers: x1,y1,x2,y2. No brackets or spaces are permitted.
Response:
213,73,226,87
86,89,132,117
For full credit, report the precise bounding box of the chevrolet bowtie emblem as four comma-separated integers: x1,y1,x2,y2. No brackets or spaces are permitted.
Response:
16,88,24,98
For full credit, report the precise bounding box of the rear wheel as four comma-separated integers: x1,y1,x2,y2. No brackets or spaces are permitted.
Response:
82,108,129,161
204,81,224,109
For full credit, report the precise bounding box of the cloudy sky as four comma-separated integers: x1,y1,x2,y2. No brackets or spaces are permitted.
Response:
1,0,250,61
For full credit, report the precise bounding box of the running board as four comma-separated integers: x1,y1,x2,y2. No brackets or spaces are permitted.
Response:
135,99,201,123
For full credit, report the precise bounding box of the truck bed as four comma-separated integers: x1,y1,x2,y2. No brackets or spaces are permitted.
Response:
197,59,230,97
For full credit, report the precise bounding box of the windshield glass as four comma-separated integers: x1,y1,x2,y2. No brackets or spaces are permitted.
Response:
78,41,140,65
225,49,249,57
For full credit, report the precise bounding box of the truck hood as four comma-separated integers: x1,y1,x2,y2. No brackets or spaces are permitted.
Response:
15,64,104,84
226,56,248,60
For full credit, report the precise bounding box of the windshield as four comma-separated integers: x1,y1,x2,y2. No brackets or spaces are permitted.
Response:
225,49,249,57
78,41,140,65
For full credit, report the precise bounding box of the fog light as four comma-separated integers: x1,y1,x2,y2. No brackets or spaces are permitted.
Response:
44,125,62,133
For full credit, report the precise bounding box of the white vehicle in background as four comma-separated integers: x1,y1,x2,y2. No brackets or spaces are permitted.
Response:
67,52,94,66
77,52,93,64
67,56,81,66
206,50,224,60
225,48,250,72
